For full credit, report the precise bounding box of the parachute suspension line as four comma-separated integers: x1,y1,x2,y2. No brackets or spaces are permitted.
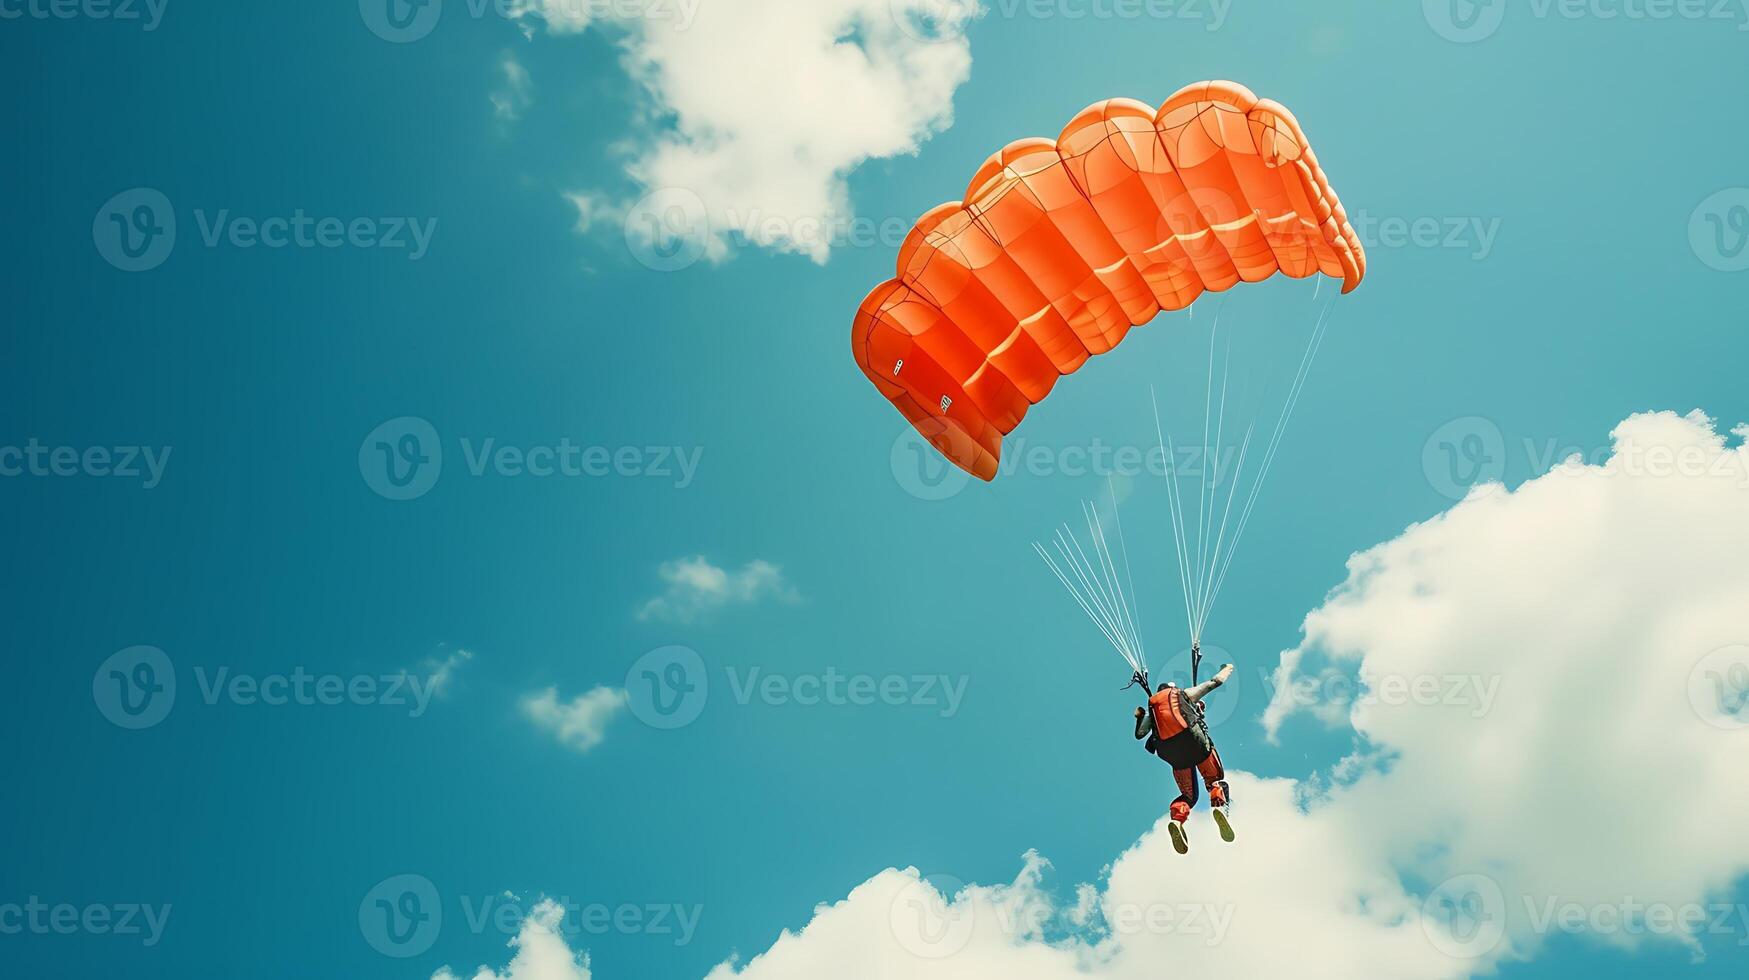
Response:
1196,337,1233,635
1105,476,1146,676
1034,539,1132,672
1193,421,1256,639
1089,499,1146,675
1192,301,1225,631
1032,495,1150,678
1060,528,1134,665
1200,293,1341,622
1034,542,1133,670
1151,387,1199,650
1087,499,1145,679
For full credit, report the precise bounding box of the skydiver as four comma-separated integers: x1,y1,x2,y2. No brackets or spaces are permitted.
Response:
1133,656,1236,854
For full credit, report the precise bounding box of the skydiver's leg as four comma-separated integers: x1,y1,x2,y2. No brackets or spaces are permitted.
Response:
1170,765,1200,823
1199,746,1236,843
1166,765,1199,854
1197,745,1230,809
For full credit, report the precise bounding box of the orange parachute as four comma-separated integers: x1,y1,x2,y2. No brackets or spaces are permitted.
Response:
851,81,1366,481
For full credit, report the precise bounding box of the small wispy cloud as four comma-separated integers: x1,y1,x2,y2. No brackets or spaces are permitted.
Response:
635,556,798,624
520,686,626,753
424,648,474,698
564,191,604,233
490,52,533,122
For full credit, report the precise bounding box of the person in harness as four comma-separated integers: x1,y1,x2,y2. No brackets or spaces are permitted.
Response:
1133,654,1236,854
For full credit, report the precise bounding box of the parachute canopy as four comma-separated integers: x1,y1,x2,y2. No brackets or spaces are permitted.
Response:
851,81,1367,481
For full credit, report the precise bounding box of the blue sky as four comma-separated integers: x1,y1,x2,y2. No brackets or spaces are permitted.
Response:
4,2,1749,978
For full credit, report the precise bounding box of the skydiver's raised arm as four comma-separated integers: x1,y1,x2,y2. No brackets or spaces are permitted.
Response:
1184,663,1236,704
1134,705,1153,740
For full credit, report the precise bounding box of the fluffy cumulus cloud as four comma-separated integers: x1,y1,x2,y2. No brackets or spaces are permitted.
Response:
434,899,592,980
636,556,798,623
465,410,1749,977
1259,409,1749,962
512,0,975,262
521,685,628,752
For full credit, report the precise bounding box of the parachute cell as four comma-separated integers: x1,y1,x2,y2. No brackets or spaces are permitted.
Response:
851,81,1366,481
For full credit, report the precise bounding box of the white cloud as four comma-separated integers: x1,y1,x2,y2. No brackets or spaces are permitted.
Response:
565,191,605,233
464,410,1749,978
1258,408,1749,961
637,556,798,623
514,0,975,263
424,647,475,698
521,685,627,753
492,52,534,121
434,899,592,980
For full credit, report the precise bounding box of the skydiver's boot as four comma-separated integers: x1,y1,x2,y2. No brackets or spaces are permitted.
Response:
1212,806,1235,843
1208,781,1234,843
1168,819,1190,855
